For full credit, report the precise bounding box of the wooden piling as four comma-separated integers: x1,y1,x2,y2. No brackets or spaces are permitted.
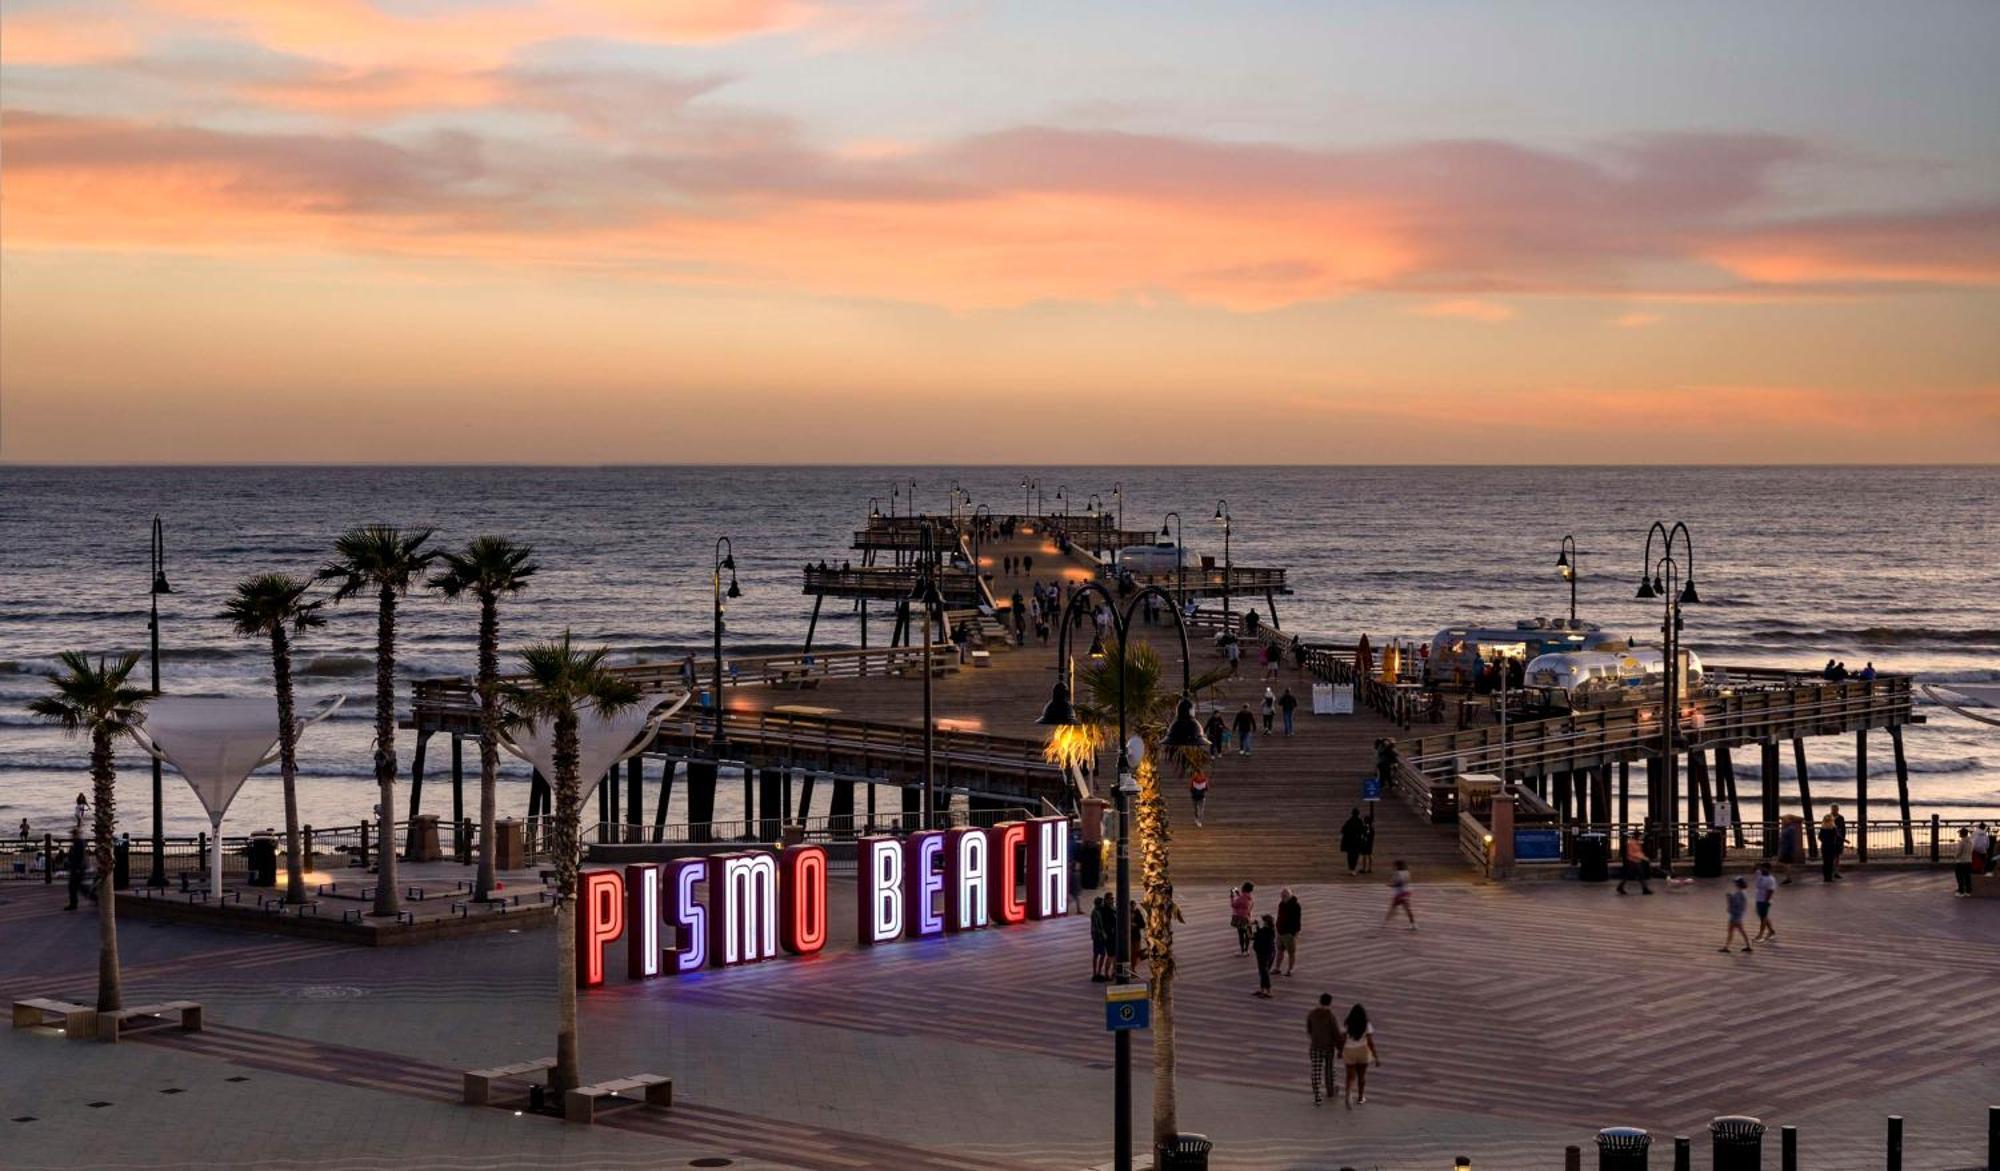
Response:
407,729,431,821
652,760,676,843
626,756,643,843
1890,724,1914,855
1760,740,1781,857
1793,738,1817,856
1855,730,1869,863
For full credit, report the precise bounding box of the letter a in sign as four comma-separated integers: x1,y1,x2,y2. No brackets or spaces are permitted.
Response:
945,827,989,931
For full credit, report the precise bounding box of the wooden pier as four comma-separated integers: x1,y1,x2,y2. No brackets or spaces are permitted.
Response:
404,505,1939,884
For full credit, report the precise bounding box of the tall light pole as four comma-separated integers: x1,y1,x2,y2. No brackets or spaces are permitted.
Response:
1037,582,1207,1171
1213,500,1232,626
950,479,965,525
712,537,740,751
1086,495,1105,558
1556,535,1578,627
1637,522,1699,860
147,516,171,888
1022,476,1037,518
1057,486,1070,521
911,526,946,829
971,504,992,576
1161,512,1185,613
1111,481,1124,567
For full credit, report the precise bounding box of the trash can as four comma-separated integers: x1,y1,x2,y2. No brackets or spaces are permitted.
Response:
113,838,131,890
1693,830,1725,878
1576,832,1610,883
1710,1115,1765,1170
1157,1132,1212,1171
248,834,278,887
1597,1126,1650,1170
494,818,525,871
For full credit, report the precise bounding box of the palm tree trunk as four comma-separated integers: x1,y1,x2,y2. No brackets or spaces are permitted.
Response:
551,711,583,1092
1137,764,1177,1148
272,627,306,904
474,593,500,901
372,585,401,917
91,728,122,1013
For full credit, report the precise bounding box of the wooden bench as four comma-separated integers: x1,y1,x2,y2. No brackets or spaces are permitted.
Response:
100,1000,202,1043
13,997,98,1039
563,1073,672,1123
462,1057,556,1106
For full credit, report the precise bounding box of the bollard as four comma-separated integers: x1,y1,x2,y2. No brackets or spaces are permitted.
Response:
1566,1147,1582,1171
1711,1115,1765,1170
1989,1104,1998,1171
1887,1115,1902,1171
1597,1127,1650,1171
359,821,371,867
1780,1125,1798,1171
44,833,54,885
1673,1136,1690,1171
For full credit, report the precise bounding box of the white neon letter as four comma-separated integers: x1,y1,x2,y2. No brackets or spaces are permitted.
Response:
906,831,945,938
1028,816,1069,920
948,828,989,931
857,836,903,945
667,858,707,973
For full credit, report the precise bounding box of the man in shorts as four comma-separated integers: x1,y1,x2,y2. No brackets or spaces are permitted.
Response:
1752,863,1779,942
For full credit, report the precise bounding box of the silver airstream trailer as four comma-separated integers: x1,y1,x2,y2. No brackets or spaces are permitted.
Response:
1427,619,1629,687
1523,648,1704,705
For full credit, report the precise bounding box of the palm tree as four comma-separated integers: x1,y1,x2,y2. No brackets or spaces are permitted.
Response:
222,573,327,905
430,537,538,903
29,651,149,1012
320,525,438,919
1048,638,1223,1153
504,632,641,1094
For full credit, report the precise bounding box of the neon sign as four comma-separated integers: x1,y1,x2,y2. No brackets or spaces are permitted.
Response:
576,817,1070,988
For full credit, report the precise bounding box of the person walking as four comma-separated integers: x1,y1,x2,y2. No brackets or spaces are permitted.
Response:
1720,877,1754,954
1206,710,1229,755
1279,687,1298,736
1305,993,1341,1106
1276,887,1302,975
1340,808,1368,875
1753,863,1779,939
1225,636,1242,673
1251,913,1277,997
1972,823,1993,875
1340,1003,1380,1106
64,835,96,911
1830,804,1849,878
1263,641,1280,680
1260,688,1276,735
1953,828,1976,896
1189,769,1210,827
1776,813,1803,884
1383,860,1415,930
1616,833,1653,895
1233,703,1256,757
1089,894,1114,981
1818,813,1843,883
1359,813,1376,873
1229,882,1255,954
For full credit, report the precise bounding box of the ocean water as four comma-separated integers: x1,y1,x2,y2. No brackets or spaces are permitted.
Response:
1,465,1994,836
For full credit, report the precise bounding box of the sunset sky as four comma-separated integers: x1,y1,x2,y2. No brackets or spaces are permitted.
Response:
3,1,1996,463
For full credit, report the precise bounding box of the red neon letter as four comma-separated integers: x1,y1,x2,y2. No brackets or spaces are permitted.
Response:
577,869,626,989
988,821,1027,925
779,845,828,955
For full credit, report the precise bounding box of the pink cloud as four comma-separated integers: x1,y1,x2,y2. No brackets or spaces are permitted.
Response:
1611,311,1664,327
1411,299,1515,322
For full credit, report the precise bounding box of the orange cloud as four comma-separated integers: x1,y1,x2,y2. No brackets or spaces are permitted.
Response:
1611,311,1664,327
1411,299,1514,322
0,10,142,66
1705,206,2000,286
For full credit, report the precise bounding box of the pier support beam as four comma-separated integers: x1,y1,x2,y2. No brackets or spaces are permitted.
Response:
1855,730,1869,863
685,761,718,843
830,779,855,835
798,773,817,822
1689,749,1713,827
1716,745,1744,849
450,735,464,823
803,594,825,656
1794,739,1817,858
407,730,432,822
1618,761,1630,833
758,769,783,841
1890,725,1914,855
1264,589,1281,631
1760,741,1781,857
652,760,676,843
860,601,868,649
1554,772,1572,828
626,756,644,843
1645,756,1663,827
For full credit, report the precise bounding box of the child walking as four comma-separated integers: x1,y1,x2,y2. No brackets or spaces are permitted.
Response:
1383,861,1415,930
1720,877,1754,954
1752,863,1779,941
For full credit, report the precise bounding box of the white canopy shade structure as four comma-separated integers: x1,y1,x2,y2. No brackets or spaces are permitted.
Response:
1923,683,2000,729
499,693,688,836
128,694,345,897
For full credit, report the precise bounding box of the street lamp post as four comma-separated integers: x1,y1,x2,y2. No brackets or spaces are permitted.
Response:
911,526,947,829
1161,512,1186,613
950,480,965,525
1037,582,1206,1171
1636,522,1699,859
147,516,171,888
1086,495,1105,557
1213,500,1232,626
712,538,741,752
971,504,992,577
1111,482,1124,567
1556,535,1578,627
1022,477,1037,518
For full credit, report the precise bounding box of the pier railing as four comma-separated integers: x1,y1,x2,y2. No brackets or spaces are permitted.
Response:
409,645,958,731
802,564,986,604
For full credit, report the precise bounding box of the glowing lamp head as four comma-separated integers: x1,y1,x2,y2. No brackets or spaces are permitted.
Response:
1036,680,1079,727
1086,632,1106,660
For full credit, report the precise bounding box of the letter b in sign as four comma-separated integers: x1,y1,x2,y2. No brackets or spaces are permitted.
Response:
857,836,903,945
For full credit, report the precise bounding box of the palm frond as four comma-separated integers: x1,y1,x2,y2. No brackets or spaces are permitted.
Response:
28,650,148,737
503,630,641,730
221,573,324,637
430,536,538,601
320,524,440,602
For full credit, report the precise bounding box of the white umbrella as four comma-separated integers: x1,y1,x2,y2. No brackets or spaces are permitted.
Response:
128,695,345,897
499,693,687,838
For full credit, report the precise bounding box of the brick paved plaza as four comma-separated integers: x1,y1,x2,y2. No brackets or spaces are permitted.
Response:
5,866,1996,1170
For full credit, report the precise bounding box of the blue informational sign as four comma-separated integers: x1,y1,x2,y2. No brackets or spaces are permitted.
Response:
1361,777,1383,802
1515,828,1563,861
1105,986,1150,1031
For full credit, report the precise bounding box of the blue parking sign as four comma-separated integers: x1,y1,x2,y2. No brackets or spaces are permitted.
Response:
1105,985,1150,1031
1361,777,1383,801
